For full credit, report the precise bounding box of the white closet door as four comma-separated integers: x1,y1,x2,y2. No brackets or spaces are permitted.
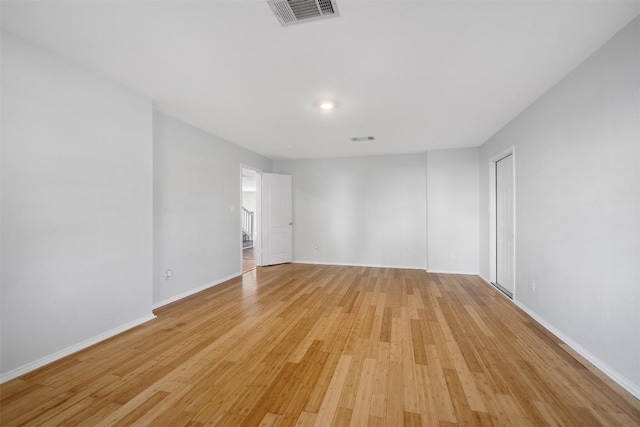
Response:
496,154,515,296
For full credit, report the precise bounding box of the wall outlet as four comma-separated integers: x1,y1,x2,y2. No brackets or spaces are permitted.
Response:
166,269,173,280
450,252,456,259
314,244,319,250
529,279,536,293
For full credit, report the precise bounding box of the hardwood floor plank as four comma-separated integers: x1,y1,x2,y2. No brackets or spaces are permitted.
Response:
313,354,352,426
112,390,171,427
412,366,436,426
426,345,457,424
409,319,428,365
443,368,478,426
332,407,352,426
1,264,637,426
337,338,368,410
350,357,376,425
304,314,353,412
278,343,329,426
403,410,423,427
401,310,421,413
385,361,404,426
379,307,392,343
367,414,385,427
293,411,316,426
446,340,487,413
369,341,390,419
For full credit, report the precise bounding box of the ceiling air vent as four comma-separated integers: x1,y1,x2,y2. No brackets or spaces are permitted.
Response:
267,0,340,27
350,136,375,142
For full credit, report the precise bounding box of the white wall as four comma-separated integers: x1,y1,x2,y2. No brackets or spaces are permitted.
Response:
1,32,154,378
274,154,427,269
427,148,479,274
153,112,272,307
479,18,640,395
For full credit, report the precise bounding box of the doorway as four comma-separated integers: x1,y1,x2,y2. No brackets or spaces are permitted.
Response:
241,167,261,273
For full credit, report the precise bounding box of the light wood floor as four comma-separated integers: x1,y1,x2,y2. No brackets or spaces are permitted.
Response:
1,264,639,426
243,247,256,273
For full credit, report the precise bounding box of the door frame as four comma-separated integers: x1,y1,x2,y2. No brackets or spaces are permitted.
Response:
240,164,262,271
488,146,516,298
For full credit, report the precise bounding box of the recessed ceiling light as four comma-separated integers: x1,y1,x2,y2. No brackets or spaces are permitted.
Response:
318,100,336,111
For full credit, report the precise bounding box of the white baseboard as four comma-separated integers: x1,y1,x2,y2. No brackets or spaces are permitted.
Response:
478,274,512,300
152,272,241,310
426,270,479,276
292,260,426,270
293,262,479,276
513,300,640,400
477,274,640,400
0,313,156,384
479,274,491,284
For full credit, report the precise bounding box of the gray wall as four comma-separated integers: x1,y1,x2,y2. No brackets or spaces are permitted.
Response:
479,18,640,393
274,154,427,269
153,112,272,306
427,148,479,274
1,32,154,377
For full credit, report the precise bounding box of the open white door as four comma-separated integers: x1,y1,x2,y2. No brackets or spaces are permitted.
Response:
262,173,292,266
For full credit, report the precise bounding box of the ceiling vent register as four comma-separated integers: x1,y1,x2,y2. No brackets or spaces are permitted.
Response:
267,0,339,26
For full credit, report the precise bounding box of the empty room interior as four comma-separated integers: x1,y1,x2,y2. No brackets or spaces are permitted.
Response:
1,1,639,425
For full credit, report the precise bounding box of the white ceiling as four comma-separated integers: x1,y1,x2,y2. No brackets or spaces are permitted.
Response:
2,1,639,160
